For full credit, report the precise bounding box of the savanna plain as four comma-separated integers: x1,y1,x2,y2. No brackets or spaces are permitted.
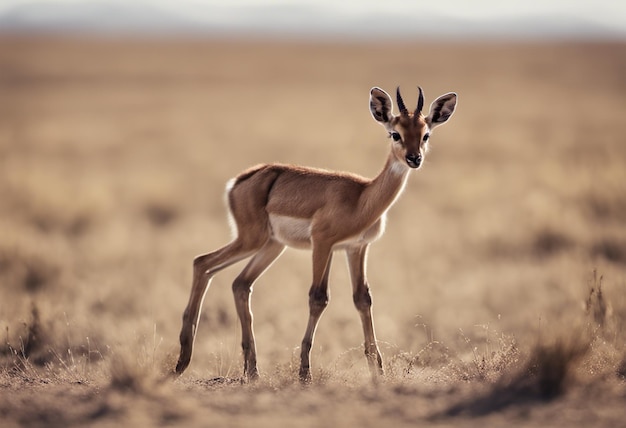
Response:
0,36,625,427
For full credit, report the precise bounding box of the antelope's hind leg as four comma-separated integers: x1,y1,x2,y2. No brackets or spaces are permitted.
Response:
232,239,285,380
175,240,258,375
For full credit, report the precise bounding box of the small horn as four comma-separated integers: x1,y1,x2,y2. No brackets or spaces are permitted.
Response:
396,86,408,116
415,86,424,115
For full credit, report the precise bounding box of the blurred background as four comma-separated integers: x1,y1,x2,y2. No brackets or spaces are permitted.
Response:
0,0,625,380
0,0,625,40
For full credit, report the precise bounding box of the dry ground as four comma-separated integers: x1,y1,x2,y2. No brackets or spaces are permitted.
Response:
0,36,625,427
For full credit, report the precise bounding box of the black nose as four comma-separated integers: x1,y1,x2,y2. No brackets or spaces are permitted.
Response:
405,153,422,168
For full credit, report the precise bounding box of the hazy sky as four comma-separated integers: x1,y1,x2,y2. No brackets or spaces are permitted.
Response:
152,0,625,24
0,0,624,37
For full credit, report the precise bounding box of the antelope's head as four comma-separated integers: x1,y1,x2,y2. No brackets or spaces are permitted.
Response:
369,86,457,169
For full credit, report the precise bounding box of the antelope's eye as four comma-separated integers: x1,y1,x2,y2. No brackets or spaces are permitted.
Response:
391,132,401,141
423,133,430,142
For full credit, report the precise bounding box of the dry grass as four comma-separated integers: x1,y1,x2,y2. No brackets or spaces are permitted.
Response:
0,36,625,427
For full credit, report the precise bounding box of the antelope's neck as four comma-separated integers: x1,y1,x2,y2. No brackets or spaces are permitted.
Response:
360,153,411,219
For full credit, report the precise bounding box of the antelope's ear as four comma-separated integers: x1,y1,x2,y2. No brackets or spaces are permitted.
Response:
426,92,457,129
369,87,393,124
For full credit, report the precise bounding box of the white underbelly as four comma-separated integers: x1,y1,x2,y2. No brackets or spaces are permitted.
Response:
269,214,312,248
268,214,386,250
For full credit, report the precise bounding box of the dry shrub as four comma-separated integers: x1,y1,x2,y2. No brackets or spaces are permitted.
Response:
105,323,177,391
532,228,574,257
1,304,53,369
582,188,626,223
1,301,108,384
0,244,62,294
443,336,589,417
580,272,626,382
591,238,626,265
584,271,609,327
383,327,521,387
0,171,106,237
524,338,590,399
0,232,74,370
582,271,626,347
19,305,47,362
617,357,626,380
88,354,190,426
129,172,187,228
484,226,574,260
143,200,179,227
586,195,626,222
459,334,520,384
385,342,452,380
108,355,156,394
444,272,625,418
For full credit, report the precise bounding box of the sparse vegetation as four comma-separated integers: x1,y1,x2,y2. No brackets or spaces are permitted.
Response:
0,37,625,427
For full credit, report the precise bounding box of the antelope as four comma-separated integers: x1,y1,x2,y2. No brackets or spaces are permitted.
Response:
175,86,457,382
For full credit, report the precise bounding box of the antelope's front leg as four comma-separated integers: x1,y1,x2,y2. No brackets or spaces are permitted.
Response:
346,245,384,378
299,244,333,383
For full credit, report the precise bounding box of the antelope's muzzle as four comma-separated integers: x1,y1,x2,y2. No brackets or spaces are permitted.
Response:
405,153,422,169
